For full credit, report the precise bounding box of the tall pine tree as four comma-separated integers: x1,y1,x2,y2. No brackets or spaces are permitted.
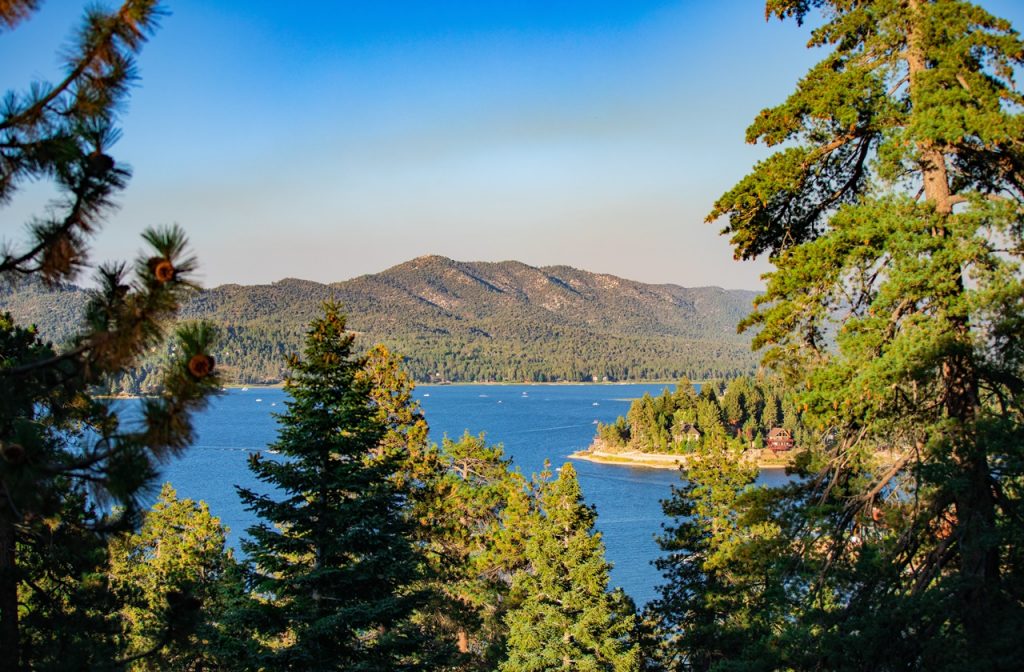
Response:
238,303,439,670
502,463,639,672
694,0,1024,667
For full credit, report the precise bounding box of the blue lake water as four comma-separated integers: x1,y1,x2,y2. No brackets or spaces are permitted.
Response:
155,384,790,608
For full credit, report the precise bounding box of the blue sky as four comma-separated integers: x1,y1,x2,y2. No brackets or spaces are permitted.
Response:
4,1,1024,289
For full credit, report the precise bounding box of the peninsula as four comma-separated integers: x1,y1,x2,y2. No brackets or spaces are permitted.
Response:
578,376,802,471
569,444,795,470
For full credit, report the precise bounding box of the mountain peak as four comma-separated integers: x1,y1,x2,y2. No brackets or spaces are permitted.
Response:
406,254,456,266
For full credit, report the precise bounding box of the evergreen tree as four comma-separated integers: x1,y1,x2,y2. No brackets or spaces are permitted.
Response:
649,428,788,671
597,417,630,449
423,432,523,669
16,486,124,671
694,399,724,439
670,378,698,410
759,393,782,431
699,0,1024,667
359,344,521,667
626,394,656,452
358,344,432,475
238,304,437,670
719,380,747,428
502,463,639,672
1,2,219,667
108,483,242,671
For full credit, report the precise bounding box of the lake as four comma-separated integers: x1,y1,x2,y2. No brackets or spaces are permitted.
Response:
156,383,790,608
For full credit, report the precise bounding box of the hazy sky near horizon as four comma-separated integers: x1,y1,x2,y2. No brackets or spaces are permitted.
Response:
4,1,1023,290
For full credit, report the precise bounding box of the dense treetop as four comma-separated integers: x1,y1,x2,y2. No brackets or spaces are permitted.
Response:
594,376,806,457
668,0,1024,668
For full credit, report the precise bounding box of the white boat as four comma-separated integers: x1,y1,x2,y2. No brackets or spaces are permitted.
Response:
241,387,249,392
256,398,262,403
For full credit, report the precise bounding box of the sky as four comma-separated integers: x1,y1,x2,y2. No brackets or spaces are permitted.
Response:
3,0,1024,290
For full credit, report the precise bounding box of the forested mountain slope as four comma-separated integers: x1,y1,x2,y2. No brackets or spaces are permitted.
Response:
2,255,759,389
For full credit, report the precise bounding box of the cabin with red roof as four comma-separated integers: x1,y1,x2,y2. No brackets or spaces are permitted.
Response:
767,427,795,452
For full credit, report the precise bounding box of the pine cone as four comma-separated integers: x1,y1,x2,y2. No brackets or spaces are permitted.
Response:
188,354,215,379
148,257,176,283
85,152,115,177
1,442,26,465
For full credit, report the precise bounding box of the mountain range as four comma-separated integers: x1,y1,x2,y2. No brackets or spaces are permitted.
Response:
2,255,760,390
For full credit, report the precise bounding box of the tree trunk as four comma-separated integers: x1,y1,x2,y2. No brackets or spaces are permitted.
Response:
0,512,19,670
906,0,1001,649
944,354,1001,645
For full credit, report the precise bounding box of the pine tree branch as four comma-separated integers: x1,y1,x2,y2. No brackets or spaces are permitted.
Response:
0,0,40,30
115,628,173,666
0,2,152,133
0,342,90,377
0,184,89,277
859,449,913,506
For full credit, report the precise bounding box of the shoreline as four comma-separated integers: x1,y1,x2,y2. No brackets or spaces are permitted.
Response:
418,380,710,387
100,379,690,401
569,448,793,471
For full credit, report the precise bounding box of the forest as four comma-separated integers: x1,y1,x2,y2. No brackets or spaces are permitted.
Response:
3,0,1024,670
594,376,807,455
1,261,760,391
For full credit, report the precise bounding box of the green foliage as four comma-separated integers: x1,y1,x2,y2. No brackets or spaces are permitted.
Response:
596,376,798,455
664,1,1024,668
502,463,640,672
648,428,795,671
16,487,123,671
237,303,445,670
0,3,220,667
359,344,526,667
410,432,525,669
596,416,631,448
108,483,243,671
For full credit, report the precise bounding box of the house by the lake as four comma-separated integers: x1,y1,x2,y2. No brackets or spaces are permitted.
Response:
674,422,702,443
767,427,795,452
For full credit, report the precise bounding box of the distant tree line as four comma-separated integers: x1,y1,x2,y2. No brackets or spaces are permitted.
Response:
4,277,760,394
94,326,759,394
0,291,759,392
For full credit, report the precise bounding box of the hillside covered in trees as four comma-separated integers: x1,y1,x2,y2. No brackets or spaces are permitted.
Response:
1,255,759,391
